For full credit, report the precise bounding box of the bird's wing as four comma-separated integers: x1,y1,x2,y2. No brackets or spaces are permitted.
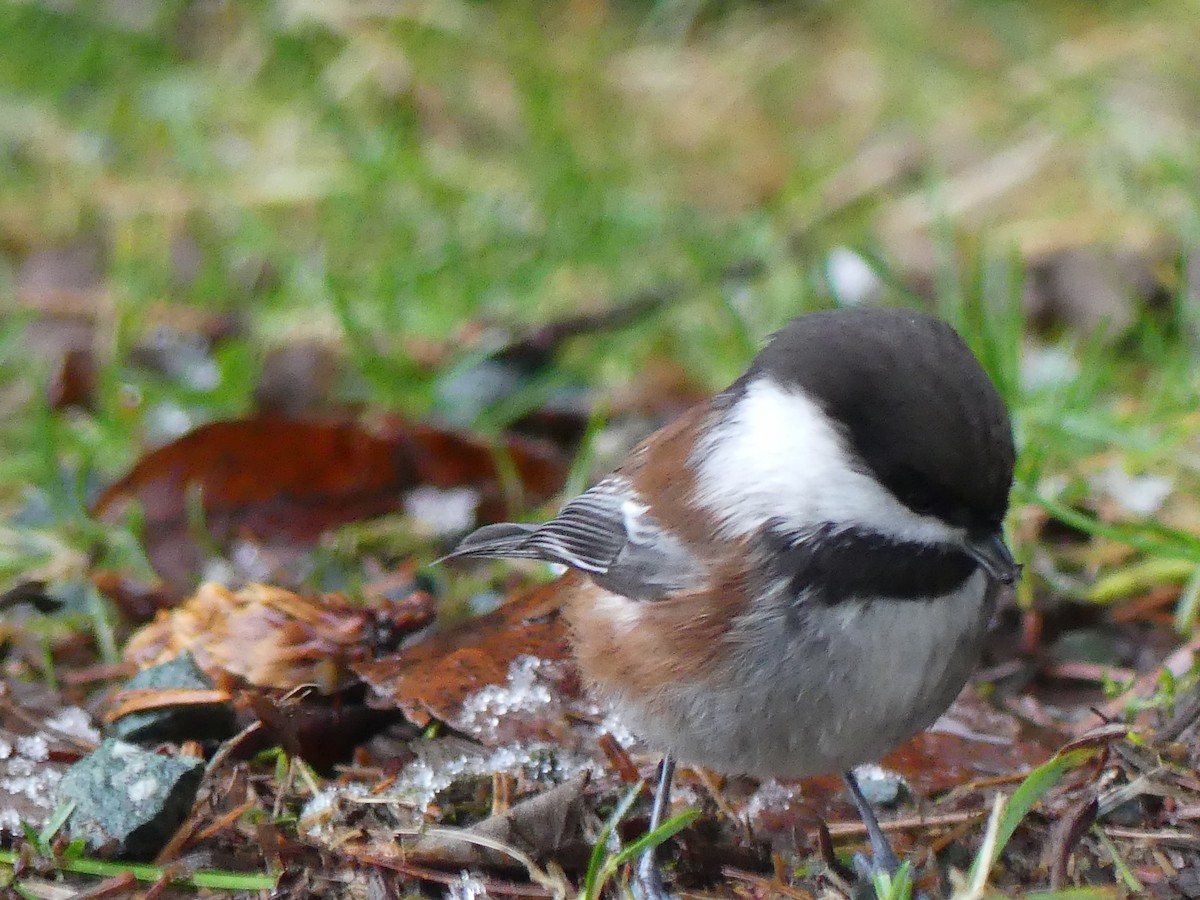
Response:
444,478,702,601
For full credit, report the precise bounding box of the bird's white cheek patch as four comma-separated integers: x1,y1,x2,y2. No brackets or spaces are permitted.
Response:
693,377,962,545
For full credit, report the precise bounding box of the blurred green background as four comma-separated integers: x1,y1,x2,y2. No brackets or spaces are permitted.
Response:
2,0,1200,611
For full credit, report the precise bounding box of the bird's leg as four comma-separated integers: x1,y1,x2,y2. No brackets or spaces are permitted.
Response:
634,754,676,900
841,769,900,878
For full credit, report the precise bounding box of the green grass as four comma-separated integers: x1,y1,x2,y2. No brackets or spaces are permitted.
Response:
0,848,278,892
3,2,1197,544
581,780,701,900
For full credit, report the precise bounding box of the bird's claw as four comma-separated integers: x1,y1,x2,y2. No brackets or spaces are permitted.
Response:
851,848,900,881
632,854,674,900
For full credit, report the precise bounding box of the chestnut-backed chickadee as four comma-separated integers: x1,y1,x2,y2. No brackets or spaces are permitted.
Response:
448,308,1018,896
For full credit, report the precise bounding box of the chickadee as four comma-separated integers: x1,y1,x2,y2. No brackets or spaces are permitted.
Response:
447,308,1017,895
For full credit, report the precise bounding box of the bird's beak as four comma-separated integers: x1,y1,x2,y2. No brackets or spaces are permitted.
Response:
966,533,1019,585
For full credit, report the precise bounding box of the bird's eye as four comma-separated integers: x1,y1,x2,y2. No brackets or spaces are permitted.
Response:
906,495,937,516
900,484,970,527
897,482,939,517
889,465,967,523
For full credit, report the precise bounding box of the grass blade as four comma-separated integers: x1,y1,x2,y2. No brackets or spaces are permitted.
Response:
37,802,74,850
583,781,643,900
974,747,1098,878
0,850,277,890
1093,826,1144,893
961,793,1005,899
609,808,700,869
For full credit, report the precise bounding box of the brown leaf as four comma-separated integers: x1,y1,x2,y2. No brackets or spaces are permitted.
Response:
102,687,234,724
46,347,98,411
125,582,436,694
354,582,579,745
238,689,406,772
253,341,343,418
90,570,178,622
876,729,1054,796
92,418,566,590
1047,795,1098,889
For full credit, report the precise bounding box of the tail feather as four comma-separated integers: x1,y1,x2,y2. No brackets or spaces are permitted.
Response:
440,522,540,562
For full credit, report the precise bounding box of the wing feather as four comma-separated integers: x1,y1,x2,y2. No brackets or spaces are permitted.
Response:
444,478,703,600
444,480,628,572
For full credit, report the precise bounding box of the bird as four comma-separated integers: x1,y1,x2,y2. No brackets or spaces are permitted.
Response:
445,307,1018,896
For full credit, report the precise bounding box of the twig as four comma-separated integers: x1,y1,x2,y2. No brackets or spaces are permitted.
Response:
722,867,816,900
343,843,557,898
1100,826,1200,850
393,826,569,897
692,768,749,838
824,808,989,838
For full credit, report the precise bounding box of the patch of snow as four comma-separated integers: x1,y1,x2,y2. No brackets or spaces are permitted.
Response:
827,247,881,307
15,735,48,762
388,742,596,814
455,656,555,737
0,767,61,803
229,539,275,582
109,740,141,760
1021,343,1079,391
405,486,481,536
1091,464,1173,517
45,708,99,744
6,757,35,778
446,871,492,900
298,782,371,840
597,711,638,749
852,762,898,782
143,403,196,443
743,780,796,823
0,728,71,832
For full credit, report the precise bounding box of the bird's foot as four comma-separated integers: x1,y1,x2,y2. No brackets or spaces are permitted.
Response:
851,846,900,882
632,853,674,900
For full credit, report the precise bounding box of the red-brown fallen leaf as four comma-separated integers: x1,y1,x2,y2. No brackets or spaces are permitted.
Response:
876,728,1054,795
90,570,179,622
125,582,436,694
240,689,403,770
46,347,98,411
353,582,579,745
92,418,566,590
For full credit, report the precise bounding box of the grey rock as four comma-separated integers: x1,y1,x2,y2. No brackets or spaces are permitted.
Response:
852,767,905,807
57,739,204,859
105,652,236,745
